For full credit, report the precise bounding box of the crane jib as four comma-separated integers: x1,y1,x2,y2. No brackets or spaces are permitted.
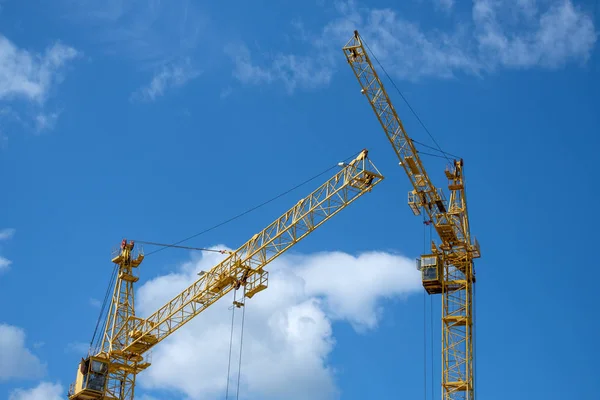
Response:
67,149,384,400
342,29,481,400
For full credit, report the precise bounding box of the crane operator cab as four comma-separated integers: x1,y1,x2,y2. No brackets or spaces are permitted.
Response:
418,254,443,295
68,356,115,400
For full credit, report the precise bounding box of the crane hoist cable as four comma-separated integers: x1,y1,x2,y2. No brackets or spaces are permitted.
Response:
421,205,436,400
422,212,427,400
225,285,248,400
236,286,247,400
89,264,118,352
139,151,362,257
225,289,238,400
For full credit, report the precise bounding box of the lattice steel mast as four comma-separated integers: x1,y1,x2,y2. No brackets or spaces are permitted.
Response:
342,31,481,400
68,149,384,400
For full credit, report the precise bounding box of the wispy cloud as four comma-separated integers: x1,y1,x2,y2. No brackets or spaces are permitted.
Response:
472,0,597,70
34,112,60,133
0,228,15,240
0,34,79,138
0,228,14,274
61,0,206,99
0,36,79,103
89,297,102,308
65,341,89,354
0,257,11,273
64,0,205,67
227,0,597,92
435,0,454,11
219,86,232,99
225,43,334,94
131,58,200,102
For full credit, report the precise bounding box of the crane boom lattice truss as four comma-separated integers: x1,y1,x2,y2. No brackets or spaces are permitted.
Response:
342,31,481,400
68,149,384,400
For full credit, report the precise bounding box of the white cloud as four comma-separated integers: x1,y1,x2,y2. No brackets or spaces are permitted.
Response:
226,43,334,94
473,0,597,69
228,0,597,90
0,34,79,135
34,111,60,133
0,324,46,381
435,0,454,11
0,228,15,240
66,341,89,354
131,58,201,101
9,382,63,400
0,227,14,274
0,35,78,103
219,86,233,99
62,0,206,69
0,256,11,272
137,395,161,400
135,246,420,400
90,297,102,308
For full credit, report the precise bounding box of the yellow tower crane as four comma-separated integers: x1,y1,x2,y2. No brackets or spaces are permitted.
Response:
342,31,481,400
67,149,384,400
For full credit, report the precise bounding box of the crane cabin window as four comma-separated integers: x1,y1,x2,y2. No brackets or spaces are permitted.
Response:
91,360,108,374
420,255,439,281
83,359,108,392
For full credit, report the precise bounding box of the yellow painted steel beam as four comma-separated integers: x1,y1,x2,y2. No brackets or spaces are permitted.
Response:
342,30,480,400
342,31,470,250
115,149,383,357
71,149,384,400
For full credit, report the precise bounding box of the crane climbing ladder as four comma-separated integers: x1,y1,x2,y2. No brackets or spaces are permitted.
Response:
68,149,384,400
342,31,481,400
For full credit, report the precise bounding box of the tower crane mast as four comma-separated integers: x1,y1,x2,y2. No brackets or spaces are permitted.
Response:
342,31,481,400
68,149,384,400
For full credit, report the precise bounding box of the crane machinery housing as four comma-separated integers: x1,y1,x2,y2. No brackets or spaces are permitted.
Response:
342,31,481,400
68,149,384,400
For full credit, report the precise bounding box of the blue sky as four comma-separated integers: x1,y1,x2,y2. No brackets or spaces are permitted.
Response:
0,0,599,399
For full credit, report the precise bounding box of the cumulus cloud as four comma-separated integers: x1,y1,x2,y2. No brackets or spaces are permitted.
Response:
131,58,201,101
134,246,420,400
0,324,46,381
228,0,597,90
9,381,63,400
